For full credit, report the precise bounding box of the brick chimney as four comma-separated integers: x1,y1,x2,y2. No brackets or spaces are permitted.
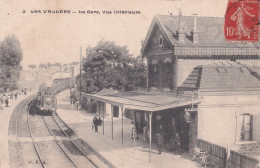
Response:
177,9,184,43
191,15,199,44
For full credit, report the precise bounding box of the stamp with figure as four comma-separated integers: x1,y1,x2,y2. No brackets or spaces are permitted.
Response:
225,0,259,42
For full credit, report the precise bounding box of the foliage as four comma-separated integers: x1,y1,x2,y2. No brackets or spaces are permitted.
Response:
47,62,52,68
28,64,37,69
39,63,47,69
77,40,146,94
0,34,23,90
53,62,61,67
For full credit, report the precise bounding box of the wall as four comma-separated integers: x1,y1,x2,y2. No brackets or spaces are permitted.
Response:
197,93,260,150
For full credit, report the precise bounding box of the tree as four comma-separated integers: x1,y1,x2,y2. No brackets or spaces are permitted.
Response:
0,34,23,90
78,40,146,94
39,64,47,69
53,62,61,67
28,64,37,69
47,62,52,68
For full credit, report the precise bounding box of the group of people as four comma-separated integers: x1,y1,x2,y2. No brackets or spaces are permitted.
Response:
70,99,81,110
92,116,102,132
130,122,182,155
157,132,181,155
0,88,30,109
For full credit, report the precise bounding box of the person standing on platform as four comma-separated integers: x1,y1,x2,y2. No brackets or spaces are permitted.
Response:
93,116,98,132
5,96,9,107
0,98,3,110
14,91,17,99
157,133,164,154
142,126,148,143
175,133,181,155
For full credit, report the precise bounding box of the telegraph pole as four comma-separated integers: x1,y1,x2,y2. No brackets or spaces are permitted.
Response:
79,45,82,105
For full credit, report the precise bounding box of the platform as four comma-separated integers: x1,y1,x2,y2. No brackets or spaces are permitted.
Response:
0,90,35,168
56,90,202,168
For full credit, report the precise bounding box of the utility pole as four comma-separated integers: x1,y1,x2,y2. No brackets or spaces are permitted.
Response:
60,62,62,78
79,45,82,105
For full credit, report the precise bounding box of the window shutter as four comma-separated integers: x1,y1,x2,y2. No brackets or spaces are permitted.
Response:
250,115,253,141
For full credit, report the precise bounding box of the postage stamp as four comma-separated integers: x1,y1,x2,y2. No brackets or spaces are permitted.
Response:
225,0,259,42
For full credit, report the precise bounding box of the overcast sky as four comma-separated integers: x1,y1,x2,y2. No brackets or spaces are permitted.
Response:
0,0,228,68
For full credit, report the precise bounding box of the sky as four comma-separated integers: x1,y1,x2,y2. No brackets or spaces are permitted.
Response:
0,0,228,68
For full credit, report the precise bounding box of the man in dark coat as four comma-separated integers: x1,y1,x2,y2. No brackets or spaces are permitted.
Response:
93,116,98,132
157,133,164,154
5,97,9,107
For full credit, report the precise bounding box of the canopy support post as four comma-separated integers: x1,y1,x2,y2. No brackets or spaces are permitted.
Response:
121,107,124,146
111,105,113,140
103,103,105,135
149,112,152,163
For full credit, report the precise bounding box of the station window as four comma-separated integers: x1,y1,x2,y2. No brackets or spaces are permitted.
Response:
113,106,119,117
159,35,163,47
164,57,172,73
238,114,253,141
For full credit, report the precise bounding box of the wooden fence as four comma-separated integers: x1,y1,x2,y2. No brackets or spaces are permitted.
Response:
227,150,259,168
197,139,259,168
197,139,226,168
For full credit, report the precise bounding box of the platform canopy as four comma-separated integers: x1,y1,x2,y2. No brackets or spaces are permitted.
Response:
82,89,202,112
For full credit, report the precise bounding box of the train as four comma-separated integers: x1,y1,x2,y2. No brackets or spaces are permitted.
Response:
36,82,57,115
36,77,72,115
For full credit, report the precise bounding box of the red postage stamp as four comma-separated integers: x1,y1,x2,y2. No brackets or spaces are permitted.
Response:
225,0,259,42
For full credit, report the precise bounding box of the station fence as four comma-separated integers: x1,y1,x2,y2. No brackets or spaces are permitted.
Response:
197,139,259,168
227,150,258,168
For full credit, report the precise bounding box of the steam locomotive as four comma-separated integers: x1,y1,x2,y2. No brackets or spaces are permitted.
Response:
36,82,57,115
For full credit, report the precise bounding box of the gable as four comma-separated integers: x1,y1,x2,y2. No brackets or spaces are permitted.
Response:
144,23,173,57
142,16,174,57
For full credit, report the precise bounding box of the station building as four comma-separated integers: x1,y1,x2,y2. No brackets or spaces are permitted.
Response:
81,14,260,156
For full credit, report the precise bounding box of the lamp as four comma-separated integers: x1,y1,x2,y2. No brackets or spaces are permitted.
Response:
184,111,191,123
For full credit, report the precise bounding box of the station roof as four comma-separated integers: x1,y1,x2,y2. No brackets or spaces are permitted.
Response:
83,89,201,112
145,15,260,48
141,15,260,56
179,61,260,92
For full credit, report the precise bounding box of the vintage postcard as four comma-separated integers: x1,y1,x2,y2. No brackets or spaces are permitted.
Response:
0,0,260,168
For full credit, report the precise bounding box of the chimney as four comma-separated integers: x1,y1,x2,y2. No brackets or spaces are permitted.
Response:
177,9,184,43
191,14,199,44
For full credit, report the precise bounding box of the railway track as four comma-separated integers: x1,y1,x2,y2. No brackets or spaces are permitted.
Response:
9,96,111,168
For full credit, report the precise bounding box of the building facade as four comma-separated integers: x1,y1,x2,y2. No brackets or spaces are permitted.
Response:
141,14,260,155
81,14,260,158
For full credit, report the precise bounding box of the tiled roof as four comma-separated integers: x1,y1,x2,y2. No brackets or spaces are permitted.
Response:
156,15,260,48
179,66,202,90
248,65,260,81
0,69,4,78
179,61,260,91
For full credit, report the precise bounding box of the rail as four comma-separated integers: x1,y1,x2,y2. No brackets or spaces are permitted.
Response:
41,116,78,168
51,114,99,168
27,99,45,168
